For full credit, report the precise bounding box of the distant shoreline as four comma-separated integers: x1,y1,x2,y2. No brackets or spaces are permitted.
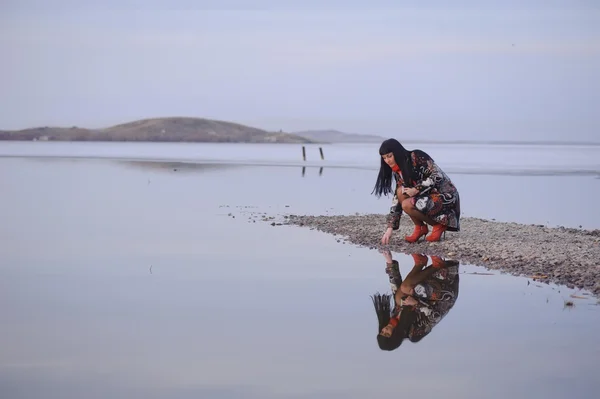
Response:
0,117,317,144
1,138,599,147
1,116,598,146
0,139,324,144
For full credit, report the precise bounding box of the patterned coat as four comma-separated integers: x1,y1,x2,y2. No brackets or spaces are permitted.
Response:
408,263,460,342
386,151,461,231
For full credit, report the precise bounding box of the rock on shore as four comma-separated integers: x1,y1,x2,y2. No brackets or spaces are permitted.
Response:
277,213,600,297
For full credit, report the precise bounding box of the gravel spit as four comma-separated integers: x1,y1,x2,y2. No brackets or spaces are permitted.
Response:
270,213,600,297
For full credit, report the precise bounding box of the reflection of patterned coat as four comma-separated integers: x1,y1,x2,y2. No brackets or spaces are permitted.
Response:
409,265,460,342
386,151,461,231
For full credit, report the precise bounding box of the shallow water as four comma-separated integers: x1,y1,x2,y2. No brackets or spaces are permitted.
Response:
1,154,599,398
2,140,600,176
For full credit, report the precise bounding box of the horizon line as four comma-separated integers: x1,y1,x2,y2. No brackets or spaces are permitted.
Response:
1,115,598,147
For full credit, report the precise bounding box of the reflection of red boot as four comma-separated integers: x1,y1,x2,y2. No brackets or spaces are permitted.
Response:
430,255,446,268
405,225,428,243
426,224,447,242
411,254,428,267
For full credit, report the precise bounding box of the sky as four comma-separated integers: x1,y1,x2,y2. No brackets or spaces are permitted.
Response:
1,0,599,141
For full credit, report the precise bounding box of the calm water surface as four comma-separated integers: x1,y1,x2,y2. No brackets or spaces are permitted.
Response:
1,151,599,399
2,140,600,175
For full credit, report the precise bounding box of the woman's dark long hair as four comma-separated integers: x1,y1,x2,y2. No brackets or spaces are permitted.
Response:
372,138,415,197
371,292,417,351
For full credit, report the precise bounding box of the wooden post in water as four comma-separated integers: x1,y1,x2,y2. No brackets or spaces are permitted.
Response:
302,166,306,177
319,167,323,176
302,146,306,161
319,147,324,160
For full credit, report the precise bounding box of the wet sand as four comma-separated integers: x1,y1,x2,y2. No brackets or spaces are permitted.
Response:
268,213,600,297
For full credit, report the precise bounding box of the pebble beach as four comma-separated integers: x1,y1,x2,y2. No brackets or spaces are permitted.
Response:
266,213,600,297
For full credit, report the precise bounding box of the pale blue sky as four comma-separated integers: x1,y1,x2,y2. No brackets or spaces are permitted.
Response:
1,0,599,141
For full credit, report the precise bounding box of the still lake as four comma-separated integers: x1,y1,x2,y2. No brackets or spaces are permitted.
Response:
1,142,599,399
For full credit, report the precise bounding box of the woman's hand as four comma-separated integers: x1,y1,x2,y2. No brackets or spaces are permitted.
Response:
402,296,419,306
381,227,393,245
402,187,419,197
379,247,393,263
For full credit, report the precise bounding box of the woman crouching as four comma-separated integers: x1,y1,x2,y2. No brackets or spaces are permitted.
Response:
372,138,461,243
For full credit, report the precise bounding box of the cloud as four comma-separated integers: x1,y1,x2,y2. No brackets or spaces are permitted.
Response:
3,8,598,66
0,3,598,136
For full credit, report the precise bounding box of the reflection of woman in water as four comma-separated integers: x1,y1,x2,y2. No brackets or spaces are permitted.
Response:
372,250,460,351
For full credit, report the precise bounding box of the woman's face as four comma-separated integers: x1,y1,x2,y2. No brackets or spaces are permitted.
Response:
382,152,396,168
380,324,394,337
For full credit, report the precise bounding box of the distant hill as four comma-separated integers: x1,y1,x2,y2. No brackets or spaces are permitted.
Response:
0,117,315,144
293,129,386,143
